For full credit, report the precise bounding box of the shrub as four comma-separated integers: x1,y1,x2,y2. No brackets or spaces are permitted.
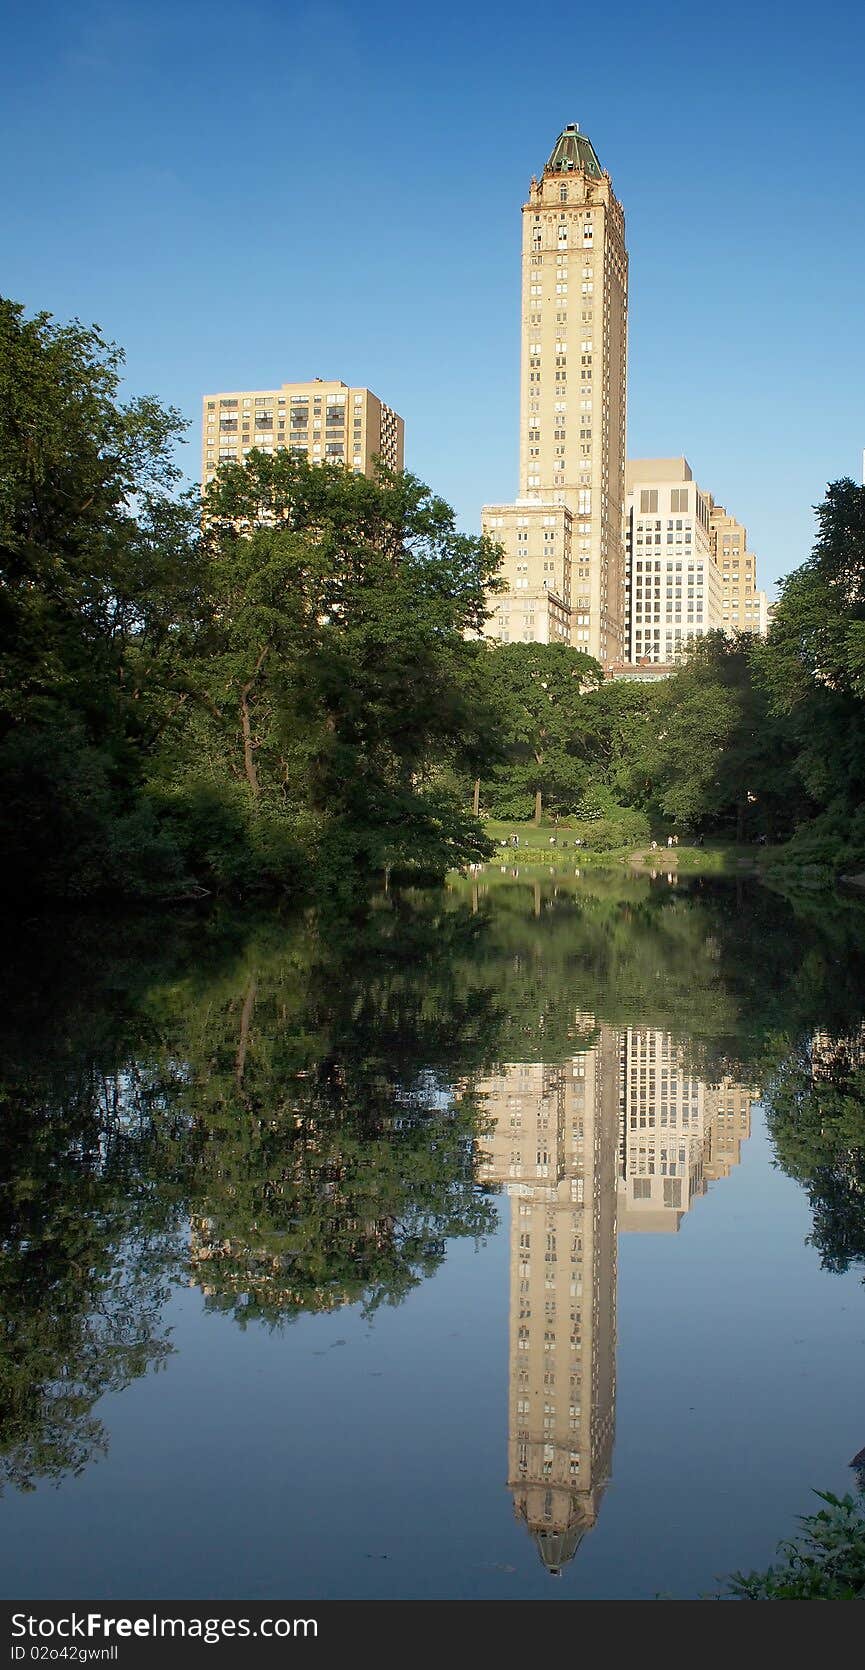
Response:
722,1492,865,1599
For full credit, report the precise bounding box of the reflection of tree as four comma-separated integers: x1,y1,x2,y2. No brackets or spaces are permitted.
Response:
0,1063,182,1493
449,872,865,1082
765,1029,865,1275
153,897,502,1324
2,874,865,1491
0,895,503,1486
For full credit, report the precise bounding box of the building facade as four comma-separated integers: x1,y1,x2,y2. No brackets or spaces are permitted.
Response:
623,462,770,658
201,379,403,487
708,500,768,637
482,124,628,664
481,503,573,645
624,458,721,665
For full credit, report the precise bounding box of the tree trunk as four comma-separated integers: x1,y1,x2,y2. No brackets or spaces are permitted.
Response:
534,789,542,826
472,778,480,817
239,644,270,801
240,689,259,800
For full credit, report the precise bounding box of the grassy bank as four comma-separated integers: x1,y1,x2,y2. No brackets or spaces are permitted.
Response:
480,820,767,875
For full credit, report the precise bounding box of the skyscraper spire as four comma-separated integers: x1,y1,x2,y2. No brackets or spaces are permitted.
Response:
544,123,603,179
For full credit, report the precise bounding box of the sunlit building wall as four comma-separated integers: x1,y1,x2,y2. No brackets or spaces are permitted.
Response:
481,123,628,663
201,378,403,488
624,458,721,665
708,500,766,638
480,503,572,645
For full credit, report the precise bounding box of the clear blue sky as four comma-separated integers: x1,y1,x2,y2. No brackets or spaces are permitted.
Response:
3,0,864,594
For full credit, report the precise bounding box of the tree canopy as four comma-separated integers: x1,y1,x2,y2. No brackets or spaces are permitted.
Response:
0,298,502,899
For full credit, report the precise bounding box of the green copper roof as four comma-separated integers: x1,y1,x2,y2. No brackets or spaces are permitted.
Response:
533,1525,586,1574
545,123,602,178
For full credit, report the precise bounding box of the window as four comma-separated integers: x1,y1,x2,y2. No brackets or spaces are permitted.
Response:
670,489,689,512
640,490,659,514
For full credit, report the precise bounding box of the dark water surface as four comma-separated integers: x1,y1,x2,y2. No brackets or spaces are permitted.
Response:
2,870,865,1599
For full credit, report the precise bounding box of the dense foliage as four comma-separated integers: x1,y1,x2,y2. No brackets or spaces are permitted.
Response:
722,1492,865,1599
4,292,865,896
478,479,865,879
0,299,501,899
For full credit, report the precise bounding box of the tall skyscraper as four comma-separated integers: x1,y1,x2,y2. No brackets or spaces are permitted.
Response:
482,124,629,664
201,379,403,488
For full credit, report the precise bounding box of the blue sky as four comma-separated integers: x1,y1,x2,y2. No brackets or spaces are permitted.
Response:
2,0,864,594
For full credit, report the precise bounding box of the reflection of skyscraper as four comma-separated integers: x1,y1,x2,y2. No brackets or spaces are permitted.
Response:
474,1015,759,1571
477,1023,618,1574
617,1028,755,1231
703,1078,755,1182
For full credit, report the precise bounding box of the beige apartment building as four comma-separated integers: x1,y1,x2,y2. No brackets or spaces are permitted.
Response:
482,124,628,663
476,1032,618,1574
624,459,721,665
201,379,403,486
708,500,768,637
481,504,573,645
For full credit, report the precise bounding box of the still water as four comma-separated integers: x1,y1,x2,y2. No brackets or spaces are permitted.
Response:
2,870,865,1599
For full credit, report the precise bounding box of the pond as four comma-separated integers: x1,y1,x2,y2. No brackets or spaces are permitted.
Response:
2,870,865,1599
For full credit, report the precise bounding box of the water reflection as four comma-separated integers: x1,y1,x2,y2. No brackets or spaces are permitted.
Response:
477,1043,618,1573
2,873,865,1597
475,1026,756,1572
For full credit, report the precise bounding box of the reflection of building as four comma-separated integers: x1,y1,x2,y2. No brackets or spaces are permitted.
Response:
618,1028,755,1231
703,1078,755,1182
475,1018,757,1572
477,1025,618,1573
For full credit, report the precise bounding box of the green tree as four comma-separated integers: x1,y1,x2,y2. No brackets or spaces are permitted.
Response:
642,633,793,839
722,1493,865,1599
570,677,659,807
0,297,508,897
480,641,602,823
755,478,865,873
190,453,503,882
0,297,202,898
